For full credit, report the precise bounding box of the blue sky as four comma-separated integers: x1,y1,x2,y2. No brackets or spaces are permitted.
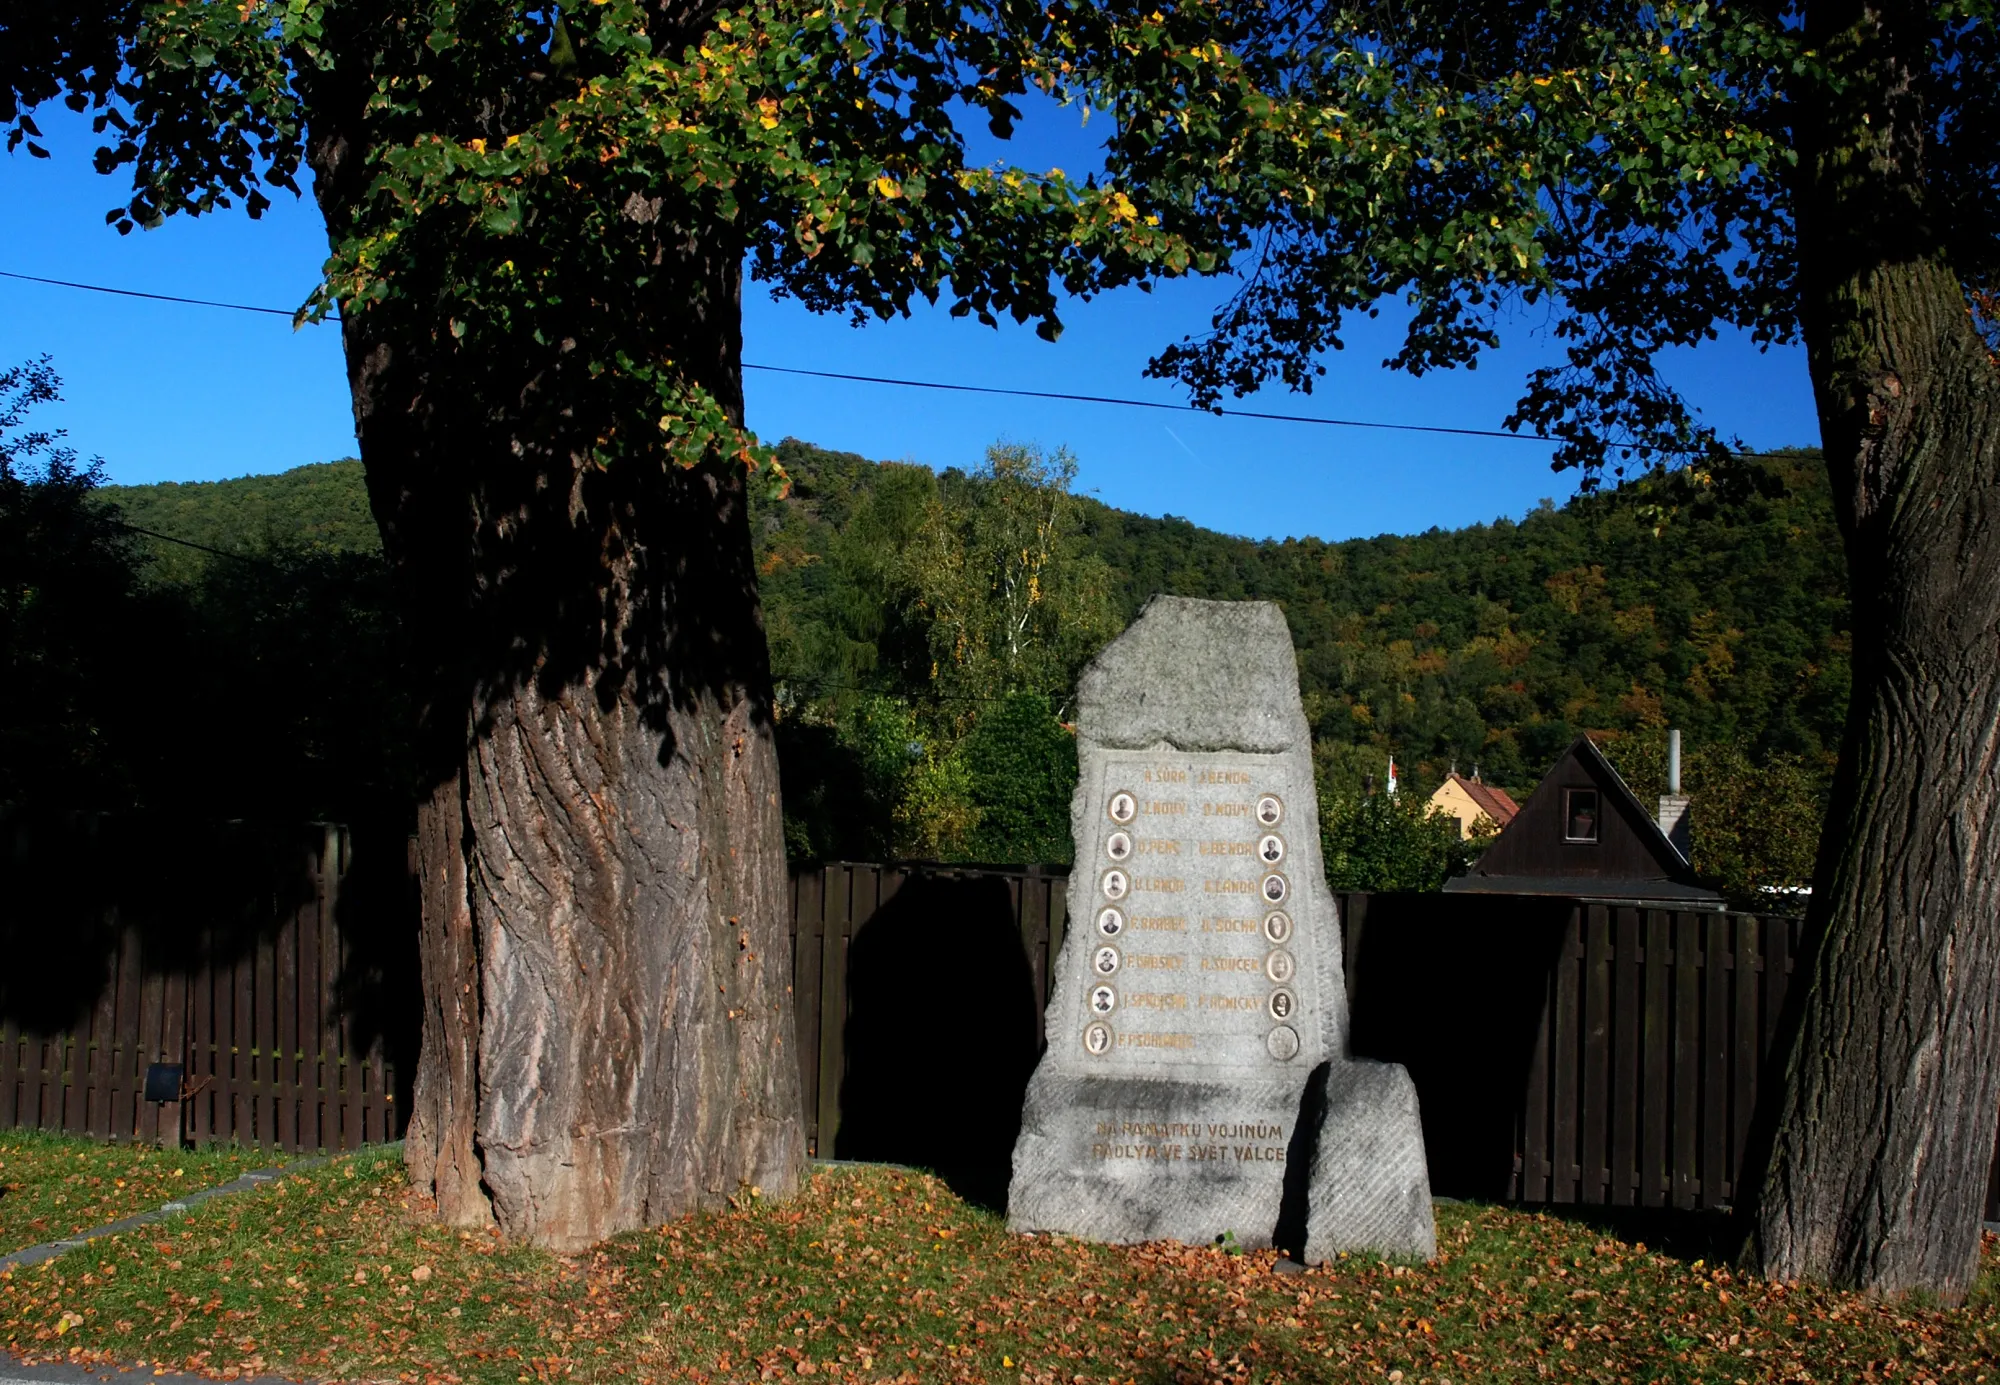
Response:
0,104,1820,543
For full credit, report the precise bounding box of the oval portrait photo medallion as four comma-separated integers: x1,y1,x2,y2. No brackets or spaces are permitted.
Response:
1083,1021,1113,1056
1263,910,1293,945
1255,794,1284,827
1107,790,1137,824
1267,1025,1301,1061
1097,906,1125,938
1101,869,1129,901
1089,984,1118,1016
1260,872,1289,905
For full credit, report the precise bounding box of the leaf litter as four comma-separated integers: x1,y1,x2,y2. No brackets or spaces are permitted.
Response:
0,1147,1994,1384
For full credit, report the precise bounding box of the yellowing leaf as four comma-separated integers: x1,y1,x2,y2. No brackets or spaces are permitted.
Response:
1108,191,1138,221
875,175,903,199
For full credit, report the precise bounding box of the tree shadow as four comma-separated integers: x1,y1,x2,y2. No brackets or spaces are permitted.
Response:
1343,892,1572,1201
834,872,1041,1211
0,806,419,1139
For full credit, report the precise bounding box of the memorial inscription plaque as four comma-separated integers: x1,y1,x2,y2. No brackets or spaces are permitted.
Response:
1008,597,1435,1260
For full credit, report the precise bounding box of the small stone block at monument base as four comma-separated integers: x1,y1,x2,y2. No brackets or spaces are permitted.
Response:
1007,596,1435,1261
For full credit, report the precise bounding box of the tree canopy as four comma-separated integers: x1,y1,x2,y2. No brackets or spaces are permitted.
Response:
1124,0,1999,474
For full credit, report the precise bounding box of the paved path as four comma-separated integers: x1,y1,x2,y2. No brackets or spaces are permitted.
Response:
0,1161,325,1276
1,1158,335,1384
0,1352,304,1385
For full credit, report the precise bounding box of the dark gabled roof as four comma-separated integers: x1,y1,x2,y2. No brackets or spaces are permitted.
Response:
1447,773,1520,827
1454,735,1720,902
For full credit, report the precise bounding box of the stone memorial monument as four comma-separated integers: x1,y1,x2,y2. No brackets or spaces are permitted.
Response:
1008,597,1435,1261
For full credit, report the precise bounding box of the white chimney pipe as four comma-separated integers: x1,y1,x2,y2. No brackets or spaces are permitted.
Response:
1658,730,1691,861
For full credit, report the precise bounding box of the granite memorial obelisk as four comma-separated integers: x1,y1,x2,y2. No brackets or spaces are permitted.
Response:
1007,596,1435,1260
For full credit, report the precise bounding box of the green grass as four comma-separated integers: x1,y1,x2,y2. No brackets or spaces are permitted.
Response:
0,1131,284,1255
2,1147,1995,1384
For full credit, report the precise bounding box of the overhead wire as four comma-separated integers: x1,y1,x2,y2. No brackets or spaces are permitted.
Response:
0,267,1559,446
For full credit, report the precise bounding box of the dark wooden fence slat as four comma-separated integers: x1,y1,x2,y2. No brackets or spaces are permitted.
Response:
1550,908,1582,1203
1582,905,1611,1203
190,929,215,1145
816,865,852,1159
1521,951,1553,1203
339,893,365,1151
1020,869,1050,1030
277,869,301,1153
82,932,119,1137
257,922,279,1148
1672,912,1700,1210
0,1020,18,1131
234,942,255,1145
1611,908,1640,1206
299,830,325,1153
137,962,167,1144
321,830,346,1152
1762,916,1788,1049
1640,904,1672,1208
1048,869,1068,967
1731,915,1761,1199
103,927,143,1138
159,961,190,1148
793,867,825,1156
1703,911,1730,1207
23,1033,46,1131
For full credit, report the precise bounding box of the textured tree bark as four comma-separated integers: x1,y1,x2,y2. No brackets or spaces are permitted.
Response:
1746,0,2000,1302
305,54,805,1247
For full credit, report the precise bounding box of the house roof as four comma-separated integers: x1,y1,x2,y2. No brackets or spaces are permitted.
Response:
1456,734,1722,903
1444,772,1520,827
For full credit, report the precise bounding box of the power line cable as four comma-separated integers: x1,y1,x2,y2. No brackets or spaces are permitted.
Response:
113,519,289,570
0,268,314,320
1,267,1559,446
741,362,1550,443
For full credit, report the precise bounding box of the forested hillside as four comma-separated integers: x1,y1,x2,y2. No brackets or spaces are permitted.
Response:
64,439,1845,885
756,439,1848,797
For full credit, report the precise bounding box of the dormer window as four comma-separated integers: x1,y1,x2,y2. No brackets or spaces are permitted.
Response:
1564,789,1600,843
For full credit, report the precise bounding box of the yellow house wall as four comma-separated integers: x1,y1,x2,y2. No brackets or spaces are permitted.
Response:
1427,780,1492,840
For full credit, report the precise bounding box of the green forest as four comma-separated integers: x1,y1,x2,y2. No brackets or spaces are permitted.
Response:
6,427,1845,899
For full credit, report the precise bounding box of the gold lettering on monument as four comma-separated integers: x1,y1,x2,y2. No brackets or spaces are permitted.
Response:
1201,916,1258,933
1080,752,1304,1067
1088,1118,1287,1164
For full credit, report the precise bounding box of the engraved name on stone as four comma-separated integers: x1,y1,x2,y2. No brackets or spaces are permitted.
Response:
1069,753,1311,1066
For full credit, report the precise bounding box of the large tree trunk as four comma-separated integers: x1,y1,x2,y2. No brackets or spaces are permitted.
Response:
308,83,804,1247
1747,0,2000,1302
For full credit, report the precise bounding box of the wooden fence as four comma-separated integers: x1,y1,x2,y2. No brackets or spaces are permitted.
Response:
0,813,411,1152
1341,893,1797,1212
6,823,1994,1223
